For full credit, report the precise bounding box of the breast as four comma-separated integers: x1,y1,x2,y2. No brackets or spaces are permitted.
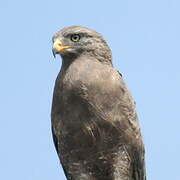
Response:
62,58,121,95
56,58,127,124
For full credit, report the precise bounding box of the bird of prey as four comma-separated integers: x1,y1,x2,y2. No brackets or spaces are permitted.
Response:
51,26,146,180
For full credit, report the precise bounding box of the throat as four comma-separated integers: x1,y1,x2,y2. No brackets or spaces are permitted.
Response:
60,54,76,71
60,49,113,70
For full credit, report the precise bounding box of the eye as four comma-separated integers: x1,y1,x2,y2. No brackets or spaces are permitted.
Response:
70,34,80,42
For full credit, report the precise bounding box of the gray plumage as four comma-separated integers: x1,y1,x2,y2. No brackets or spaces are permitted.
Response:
51,26,146,180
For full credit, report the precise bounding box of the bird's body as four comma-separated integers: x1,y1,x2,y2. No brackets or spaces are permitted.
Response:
51,26,146,180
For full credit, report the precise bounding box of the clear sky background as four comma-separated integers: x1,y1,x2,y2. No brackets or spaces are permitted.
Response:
0,0,179,179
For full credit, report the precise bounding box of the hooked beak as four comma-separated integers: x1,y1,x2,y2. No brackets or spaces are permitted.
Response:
52,39,72,58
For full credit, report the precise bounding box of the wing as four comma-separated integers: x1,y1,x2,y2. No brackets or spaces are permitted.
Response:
115,71,146,179
51,126,58,153
117,71,146,180
110,70,146,180
51,78,71,179
52,126,73,179
76,66,146,180
111,70,146,180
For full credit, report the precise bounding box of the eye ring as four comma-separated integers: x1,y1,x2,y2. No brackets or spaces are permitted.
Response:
71,34,80,42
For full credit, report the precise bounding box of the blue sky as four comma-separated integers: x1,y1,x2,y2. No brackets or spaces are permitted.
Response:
0,0,179,179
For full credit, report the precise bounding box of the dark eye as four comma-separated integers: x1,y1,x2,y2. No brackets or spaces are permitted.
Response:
71,34,80,42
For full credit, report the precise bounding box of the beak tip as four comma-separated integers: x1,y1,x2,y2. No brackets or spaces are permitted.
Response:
52,49,56,58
